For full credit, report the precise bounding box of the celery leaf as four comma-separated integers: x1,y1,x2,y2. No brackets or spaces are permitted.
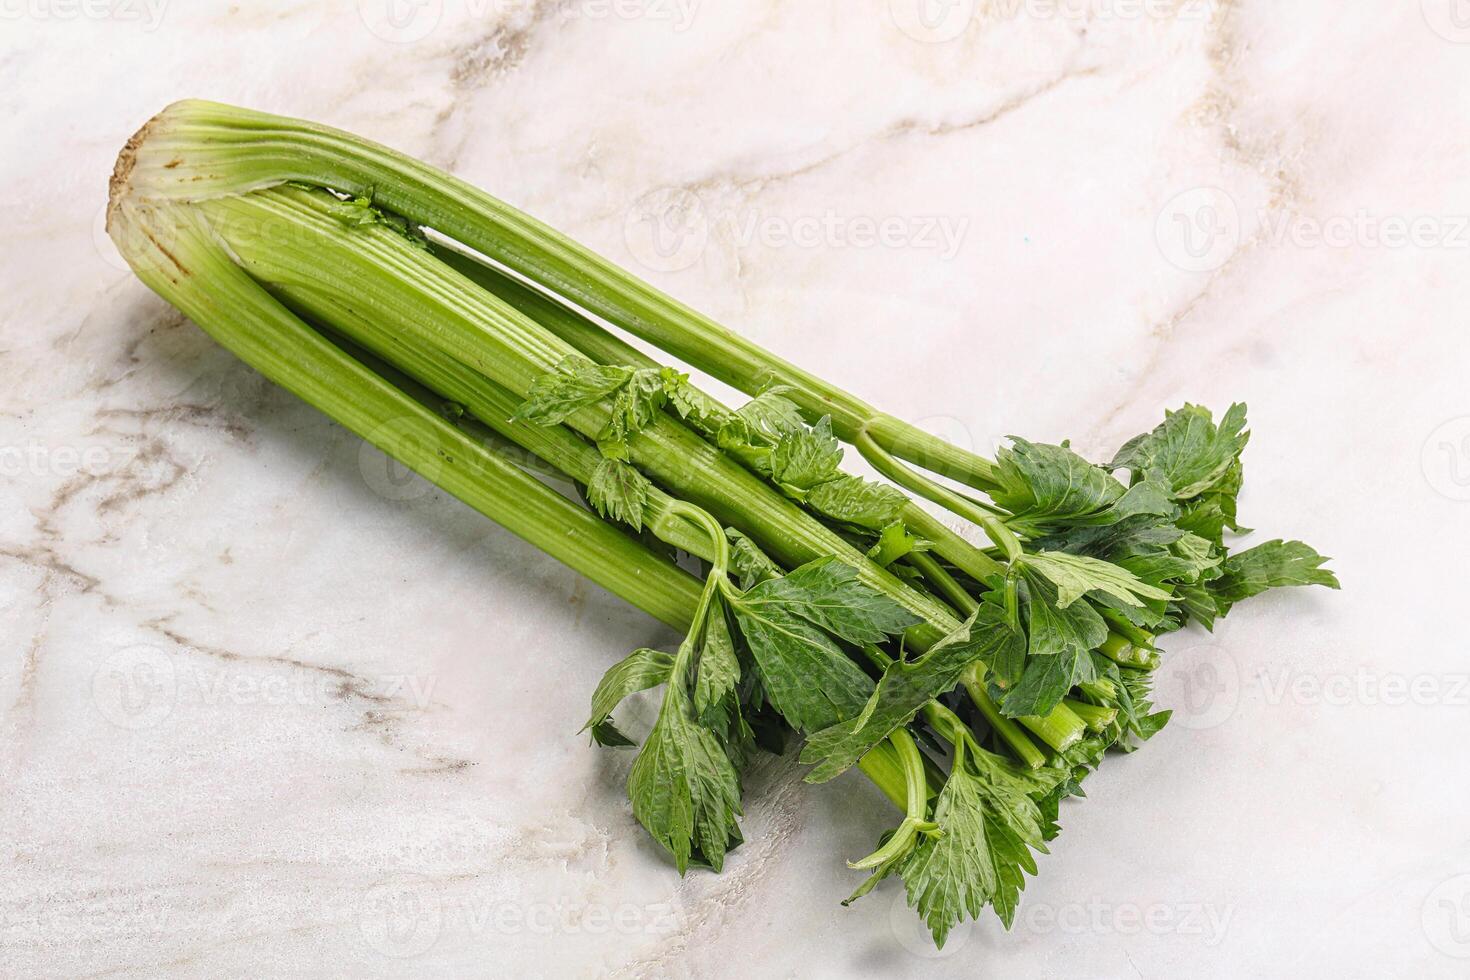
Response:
801,605,1021,783
582,647,675,744
586,458,651,530
629,663,744,873
1208,539,1340,613
1019,551,1172,609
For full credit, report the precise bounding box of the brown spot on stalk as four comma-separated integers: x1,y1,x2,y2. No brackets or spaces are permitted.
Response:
144,229,189,278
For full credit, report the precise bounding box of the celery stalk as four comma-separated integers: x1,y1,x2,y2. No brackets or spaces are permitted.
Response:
107,186,919,814
434,243,1004,587
117,99,1001,492
106,195,702,629
190,183,961,641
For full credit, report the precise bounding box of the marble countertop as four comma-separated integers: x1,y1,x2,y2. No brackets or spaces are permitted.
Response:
3,2,1469,976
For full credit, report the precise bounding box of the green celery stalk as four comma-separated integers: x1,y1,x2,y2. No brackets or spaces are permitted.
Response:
192,185,1086,755
1064,698,1118,733
191,183,961,642
432,243,1004,587
107,195,701,629
116,107,1093,759
118,99,1001,492
107,188,917,812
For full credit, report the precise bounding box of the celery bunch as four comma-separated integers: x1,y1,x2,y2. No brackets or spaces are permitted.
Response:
108,101,1337,947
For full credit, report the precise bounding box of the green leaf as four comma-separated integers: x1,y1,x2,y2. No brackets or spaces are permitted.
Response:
1108,479,1178,524
728,594,875,733
582,647,675,740
993,438,1122,522
1020,571,1108,660
992,438,1172,533
1176,474,1246,546
806,475,909,530
693,605,741,724
770,416,843,490
984,599,1029,690
998,572,1107,717
715,390,815,479
600,366,674,454
515,357,686,459
1121,528,1220,586
1033,519,1223,638
325,194,381,226
589,720,636,747
668,380,725,434
734,388,806,441
726,557,916,733
717,397,909,531
715,417,773,476
1037,518,1219,586
745,557,922,646
1173,581,1222,631
1001,651,1082,719
725,528,784,589
323,192,431,248
1019,551,1172,609
801,605,1022,783
1115,662,1171,749
1208,539,1339,613
1111,403,1249,500
585,458,651,530
628,664,744,873
866,522,928,568
513,354,630,425
899,741,1053,943
1074,656,1170,752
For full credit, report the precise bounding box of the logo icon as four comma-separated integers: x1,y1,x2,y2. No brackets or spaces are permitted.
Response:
1423,874,1470,958
623,187,709,274
1157,644,1240,730
359,876,443,957
1423,417,1470,501
359,417,444,502
358,0,444,44
92,645,177,730
1155,187,1241,273
888,0,975,43
1422,0,1470,42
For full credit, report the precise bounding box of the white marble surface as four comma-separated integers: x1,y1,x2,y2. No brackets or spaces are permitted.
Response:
3,1,1469,976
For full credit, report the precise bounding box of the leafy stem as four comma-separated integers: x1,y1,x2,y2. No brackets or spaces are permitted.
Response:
961,665,1047,770
848,728,941,870
855,429,1021,563
906,551,978,618
668,499,731,581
